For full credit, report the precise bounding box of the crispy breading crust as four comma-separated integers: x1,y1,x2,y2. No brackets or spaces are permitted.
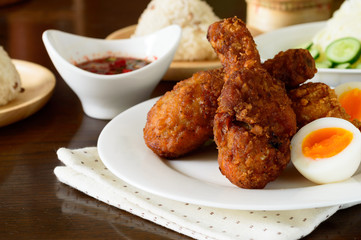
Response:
208,17,297,189
288,82,361,130
143,16,317,163
262,49,317,90
143,47,316,159
143,68,224,158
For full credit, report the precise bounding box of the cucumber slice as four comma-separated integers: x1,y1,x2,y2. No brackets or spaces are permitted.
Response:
335,63,351,69
326,37,361,64
295,41,313,50
309,46,320,59
316,60,333,69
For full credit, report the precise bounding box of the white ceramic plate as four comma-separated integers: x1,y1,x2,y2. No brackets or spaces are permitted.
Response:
255,21,361,87
98,98,361,210
0,60,55,127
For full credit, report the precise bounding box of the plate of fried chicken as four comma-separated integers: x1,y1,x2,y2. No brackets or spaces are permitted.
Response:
98,17,361,210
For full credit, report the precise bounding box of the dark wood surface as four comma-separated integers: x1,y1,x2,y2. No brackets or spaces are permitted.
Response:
1,0,361,239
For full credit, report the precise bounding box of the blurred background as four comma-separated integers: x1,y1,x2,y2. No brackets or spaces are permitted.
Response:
0,0,344,71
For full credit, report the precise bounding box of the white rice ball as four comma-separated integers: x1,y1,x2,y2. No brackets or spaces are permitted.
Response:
133,0,220,61
0,46,22,106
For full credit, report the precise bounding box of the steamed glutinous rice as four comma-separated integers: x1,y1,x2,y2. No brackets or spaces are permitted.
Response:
0,46,22,106
132,0,220,61
313,0,361,51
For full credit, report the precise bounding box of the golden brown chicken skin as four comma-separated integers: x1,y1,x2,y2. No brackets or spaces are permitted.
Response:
208,17,297,189
288,82,361,130
143,47,316,159
262,49,317,90
143,68,224,158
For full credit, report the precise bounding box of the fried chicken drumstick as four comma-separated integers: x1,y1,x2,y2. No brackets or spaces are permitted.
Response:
208,17,297,189
143,68,224,158
262,49,316,90
143,48,315,159
288,82,361,130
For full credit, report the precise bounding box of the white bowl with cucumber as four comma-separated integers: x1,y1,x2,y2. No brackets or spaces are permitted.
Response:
255,21,361,87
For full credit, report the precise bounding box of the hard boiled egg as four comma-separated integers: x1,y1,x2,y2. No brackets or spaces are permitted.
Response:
334,81,361,121
291,117,361,184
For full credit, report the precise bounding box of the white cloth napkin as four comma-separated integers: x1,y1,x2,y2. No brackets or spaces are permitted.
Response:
54,147,353,240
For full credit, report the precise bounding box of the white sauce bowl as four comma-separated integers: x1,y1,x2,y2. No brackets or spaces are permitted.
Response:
43,25,181,119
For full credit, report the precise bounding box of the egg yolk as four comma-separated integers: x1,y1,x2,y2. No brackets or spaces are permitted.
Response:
339,88,361,121
302,128,353,159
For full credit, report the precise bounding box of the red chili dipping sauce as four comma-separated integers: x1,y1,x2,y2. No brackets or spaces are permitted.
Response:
75,56,151,75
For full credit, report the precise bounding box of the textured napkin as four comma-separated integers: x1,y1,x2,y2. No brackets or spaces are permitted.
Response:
54,147,350,240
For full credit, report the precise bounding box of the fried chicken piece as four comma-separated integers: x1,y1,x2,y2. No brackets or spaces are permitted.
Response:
143,47,315,159
262,49,317,90
288,82,361,129
208,17,297,189
143,68,224,158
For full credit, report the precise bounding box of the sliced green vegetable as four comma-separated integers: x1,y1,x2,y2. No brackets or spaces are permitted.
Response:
355,63,361,69
316,60,333,69
295,41,313,50
325,37,361,64
309,46,320,60
335,63,351,69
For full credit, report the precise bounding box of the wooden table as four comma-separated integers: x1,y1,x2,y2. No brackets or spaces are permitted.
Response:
1,0,361,239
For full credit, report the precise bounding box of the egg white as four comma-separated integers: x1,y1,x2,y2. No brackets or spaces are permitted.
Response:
291,117,361,184
334,81,361,98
